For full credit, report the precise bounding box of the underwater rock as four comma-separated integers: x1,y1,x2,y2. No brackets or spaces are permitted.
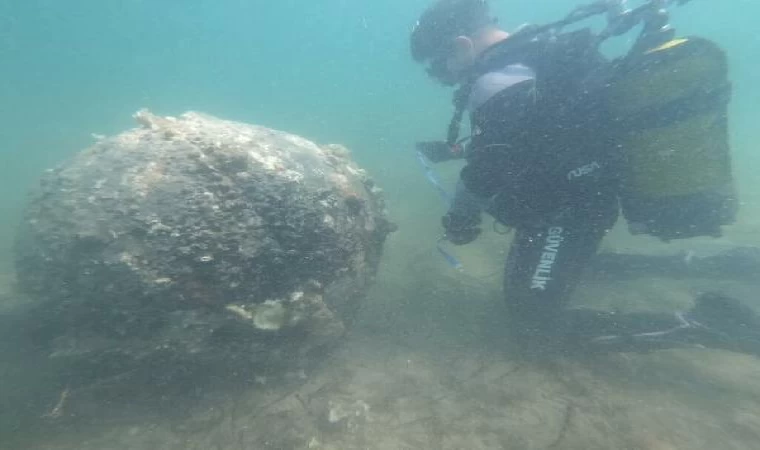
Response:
14,109,394,385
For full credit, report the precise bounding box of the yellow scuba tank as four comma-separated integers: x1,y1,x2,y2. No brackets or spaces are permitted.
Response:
608,37,737,240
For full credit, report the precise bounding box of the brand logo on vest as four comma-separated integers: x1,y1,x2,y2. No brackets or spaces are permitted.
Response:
531,227,564,291
567,161,601,181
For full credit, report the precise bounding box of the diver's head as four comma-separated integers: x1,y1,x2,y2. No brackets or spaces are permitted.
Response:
410,0,508,85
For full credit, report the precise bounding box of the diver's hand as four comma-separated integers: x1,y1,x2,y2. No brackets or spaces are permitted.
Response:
442,212,481,245
416,141,463,163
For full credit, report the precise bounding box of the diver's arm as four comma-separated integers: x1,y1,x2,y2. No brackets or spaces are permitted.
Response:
449,179,486,218
416,140,466,163
442,180,484,245
459,79,536,200
442,70,538,240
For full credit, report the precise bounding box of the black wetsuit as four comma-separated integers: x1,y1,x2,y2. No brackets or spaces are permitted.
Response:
446,32,760,355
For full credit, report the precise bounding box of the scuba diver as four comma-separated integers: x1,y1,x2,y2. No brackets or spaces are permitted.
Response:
410,0,760,356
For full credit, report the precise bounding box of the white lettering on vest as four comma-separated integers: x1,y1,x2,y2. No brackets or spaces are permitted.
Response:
567,161,601,181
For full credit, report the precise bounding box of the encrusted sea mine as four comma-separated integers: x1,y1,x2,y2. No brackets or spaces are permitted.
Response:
15,110,395,382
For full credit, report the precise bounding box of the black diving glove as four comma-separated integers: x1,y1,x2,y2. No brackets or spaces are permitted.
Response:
416,141,463,163
442,212,482,245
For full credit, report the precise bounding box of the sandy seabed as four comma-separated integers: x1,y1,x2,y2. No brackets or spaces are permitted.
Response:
2,226,760,450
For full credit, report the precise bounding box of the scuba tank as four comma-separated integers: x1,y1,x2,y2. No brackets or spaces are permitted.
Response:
608,37,737,240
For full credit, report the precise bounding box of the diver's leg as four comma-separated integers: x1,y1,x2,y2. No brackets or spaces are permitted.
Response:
501,222,700,354
503,222,608,350
503,221,760,357
570,293,760,356
563,308,700,353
